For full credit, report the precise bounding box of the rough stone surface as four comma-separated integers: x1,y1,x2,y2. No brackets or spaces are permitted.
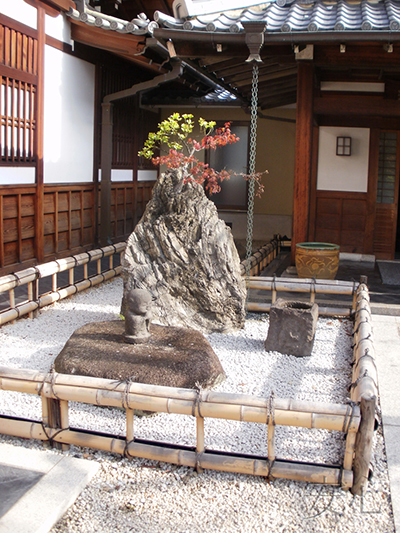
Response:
121,169,246,334
264,299,319,357
54,320,226,389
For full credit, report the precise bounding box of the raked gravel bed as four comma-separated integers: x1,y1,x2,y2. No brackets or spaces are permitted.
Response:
0,277,394,532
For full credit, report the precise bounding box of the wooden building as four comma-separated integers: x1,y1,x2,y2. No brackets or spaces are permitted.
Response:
0,0,171,275
2,0,400,277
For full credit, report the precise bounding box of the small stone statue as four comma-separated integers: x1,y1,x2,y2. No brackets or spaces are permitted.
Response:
124,288,153,344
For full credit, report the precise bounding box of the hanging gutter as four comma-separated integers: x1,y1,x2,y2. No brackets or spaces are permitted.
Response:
103,58,183,104
153,28,400,45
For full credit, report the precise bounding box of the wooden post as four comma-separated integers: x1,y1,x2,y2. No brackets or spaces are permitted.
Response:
35,6,45,263
100,102,113,246
45,397,64,451
291,62,314,264
351,393,376,495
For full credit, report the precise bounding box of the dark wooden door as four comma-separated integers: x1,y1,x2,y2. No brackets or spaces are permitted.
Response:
373,131,400,260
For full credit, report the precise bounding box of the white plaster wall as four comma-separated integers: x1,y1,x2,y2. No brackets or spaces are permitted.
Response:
98,169,134,182
317,127,370,192
0,167,35,185
98,169,158,182
138,170,157,181
0,0,37,29
43,46,95,184
45,12,72,44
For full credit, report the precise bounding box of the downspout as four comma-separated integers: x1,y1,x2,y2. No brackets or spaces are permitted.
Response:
100,59,183,246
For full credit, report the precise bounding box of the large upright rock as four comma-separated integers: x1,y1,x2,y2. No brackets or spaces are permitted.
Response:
122,169,246,333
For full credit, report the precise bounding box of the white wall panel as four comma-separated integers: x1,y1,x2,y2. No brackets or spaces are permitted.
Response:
43,46,95,184
0,0,37,29
0,167,35,185
317,127,370,193
45,12,72,44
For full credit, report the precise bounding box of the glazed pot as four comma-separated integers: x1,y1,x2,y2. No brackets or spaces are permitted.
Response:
295,242,340,280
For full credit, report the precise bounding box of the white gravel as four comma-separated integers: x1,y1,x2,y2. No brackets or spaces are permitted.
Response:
0,277,394,532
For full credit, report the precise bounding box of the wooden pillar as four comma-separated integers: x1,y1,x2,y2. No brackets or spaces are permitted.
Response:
35,6,45,262
291,62,314,264
100,102,113,246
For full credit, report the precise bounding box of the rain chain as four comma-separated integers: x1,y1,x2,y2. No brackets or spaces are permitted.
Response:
245,63,260,283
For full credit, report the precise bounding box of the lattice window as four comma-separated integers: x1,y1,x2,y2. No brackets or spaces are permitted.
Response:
377,131,397,204
1,76,36,162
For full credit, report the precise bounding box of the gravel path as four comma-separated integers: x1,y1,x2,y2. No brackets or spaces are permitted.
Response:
0,278,394,532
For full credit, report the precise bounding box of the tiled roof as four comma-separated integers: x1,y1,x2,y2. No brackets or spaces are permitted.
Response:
67,1,400,36
67,7,159,35
154,0,400,33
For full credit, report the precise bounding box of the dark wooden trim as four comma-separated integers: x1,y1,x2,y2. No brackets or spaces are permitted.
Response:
70,22,164,72
0,14,38,39
0,184,37,193
291,62,314,262
0,195,3,267
316,115,400,130
35,6,45,263
314,43,400,68
45,35,73,54
314,95,400,117
308,124,319,241
365,129,379,254
0,64,38,85
44,183,95,190
315,190,368,200
23,0,72,17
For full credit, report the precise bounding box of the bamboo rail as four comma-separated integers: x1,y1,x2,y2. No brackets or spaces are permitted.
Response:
0,243,125,326
0,366,359,489
349,282,378,495
240,237,280,277
246,276,359,317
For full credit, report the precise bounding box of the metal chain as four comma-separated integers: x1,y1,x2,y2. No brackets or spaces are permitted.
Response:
245,63,259,277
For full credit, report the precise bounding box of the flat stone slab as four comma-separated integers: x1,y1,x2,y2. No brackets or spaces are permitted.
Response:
54,320,226,389
0,443,98,533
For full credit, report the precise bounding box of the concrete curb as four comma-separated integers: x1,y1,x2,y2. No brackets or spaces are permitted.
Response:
372,314,400,533
0,444,99,533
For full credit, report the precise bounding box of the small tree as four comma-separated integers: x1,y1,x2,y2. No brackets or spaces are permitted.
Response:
139,113,265,197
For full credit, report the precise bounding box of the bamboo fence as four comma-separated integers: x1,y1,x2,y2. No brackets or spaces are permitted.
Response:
0,243,125,326
0,281,377,492
0,366,358,489
0,237,378,493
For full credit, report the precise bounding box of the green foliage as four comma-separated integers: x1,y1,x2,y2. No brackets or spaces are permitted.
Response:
139,113,216,160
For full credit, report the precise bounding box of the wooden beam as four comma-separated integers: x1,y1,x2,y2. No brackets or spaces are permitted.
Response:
314,43,400,68
23,0,75,17
291,63,314,263
314,95,400,117
70,22,164,72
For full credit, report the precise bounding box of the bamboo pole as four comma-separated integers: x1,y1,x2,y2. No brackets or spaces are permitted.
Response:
0,366,359,415
247,277,357,295
247,302,353,317
8,288,16,324
0,415,353,488
196,417,205,473
126,408,134,442
0,367,360,433
59,400,70,451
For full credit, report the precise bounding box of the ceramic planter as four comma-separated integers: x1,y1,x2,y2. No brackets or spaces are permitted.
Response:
295,242,340,280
